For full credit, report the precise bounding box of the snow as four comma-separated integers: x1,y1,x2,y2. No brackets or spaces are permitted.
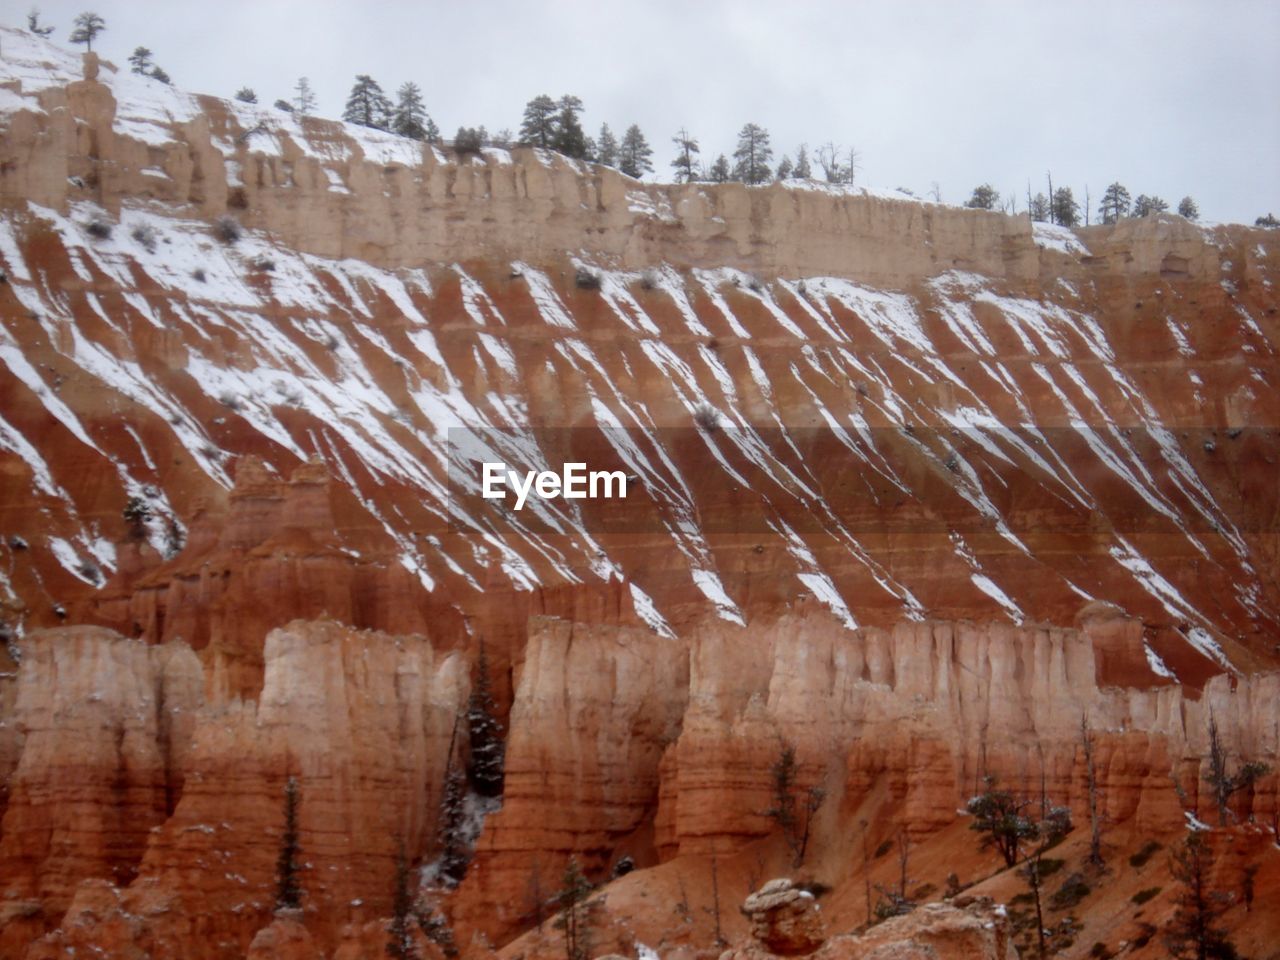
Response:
513,263,576,329
1185,811,1210,832
1033,221,1090,256
629,583,676,639
1144,643,1176,679
691,568,745,625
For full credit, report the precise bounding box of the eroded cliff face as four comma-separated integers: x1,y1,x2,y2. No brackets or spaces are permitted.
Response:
0,27,1278,960
3,619,466,957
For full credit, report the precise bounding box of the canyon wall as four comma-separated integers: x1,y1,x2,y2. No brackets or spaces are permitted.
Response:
0,27,1277,960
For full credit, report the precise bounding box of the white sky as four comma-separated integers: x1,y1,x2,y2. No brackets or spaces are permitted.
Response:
17,0,1280,224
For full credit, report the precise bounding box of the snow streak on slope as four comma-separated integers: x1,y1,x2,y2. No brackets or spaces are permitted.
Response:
0,197,1274,664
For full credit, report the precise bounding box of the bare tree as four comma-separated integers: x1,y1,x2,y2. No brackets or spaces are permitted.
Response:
896,829,911,902
1081,715,1104,866
1164,833,1237,960
1205,711,1271,826
859,820,873,926
711,853,725,945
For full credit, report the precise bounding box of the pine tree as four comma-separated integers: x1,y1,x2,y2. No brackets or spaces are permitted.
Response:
519,95,558,148
1052,187,1080,227
235,87,258,104
1164,833,1237,960
1178,196,1199,220
387,838,418,960
27,9,55,37
708,154,731,183
670,128,700,183
275,776,303,910
793,145,812,180
128,47,154,75
344,75,392,130
467,641,505,797
1132,194,1169,217
595,124,618,168
556,858,594,960
1257,213,1280,228
618,125,653,178
965,184,1000,210
69,11,105,51
393,82,430,140
424,117,441,144
965,777,1039,867
774,156,793,180
415,897,458,958
732,123,773,185
293,77,317,116
1098,182,1131,224
437,757,469,887
552,96,588,159
1028,192,1051,222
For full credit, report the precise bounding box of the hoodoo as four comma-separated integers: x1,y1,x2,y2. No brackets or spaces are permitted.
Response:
0,19,1276,960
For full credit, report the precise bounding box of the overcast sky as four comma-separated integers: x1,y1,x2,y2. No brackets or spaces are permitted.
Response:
18,0,1280,224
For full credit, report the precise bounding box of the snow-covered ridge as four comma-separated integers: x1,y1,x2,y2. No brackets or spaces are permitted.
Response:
1,183,1275,681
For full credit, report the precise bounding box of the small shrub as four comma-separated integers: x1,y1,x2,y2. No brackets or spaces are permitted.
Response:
1090,943,1114,959
911,882,937,900
273,99,294,113
1128,840,1161,869
192,268,207,283
1130,886,1161,905
453,126,483,156
610,856,634,879
873,839,894,859
218,392,243,411
639,268,659,290
227,187,248,210
746,274,764,293
1048,873,1091,910
574,266,601,290
1131,921,1156,948
1034,857,1065,879
85,217,113,240
130,223,158,253
250,254,276,272
8,536,28,551
693,402,720,433
213,215,242,244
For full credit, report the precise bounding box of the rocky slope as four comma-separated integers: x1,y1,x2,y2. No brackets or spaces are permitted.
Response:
0,27,1277,960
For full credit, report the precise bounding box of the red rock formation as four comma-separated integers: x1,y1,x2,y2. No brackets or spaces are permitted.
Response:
0,26,1277,960
0,626,200,951
10,619,465,958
